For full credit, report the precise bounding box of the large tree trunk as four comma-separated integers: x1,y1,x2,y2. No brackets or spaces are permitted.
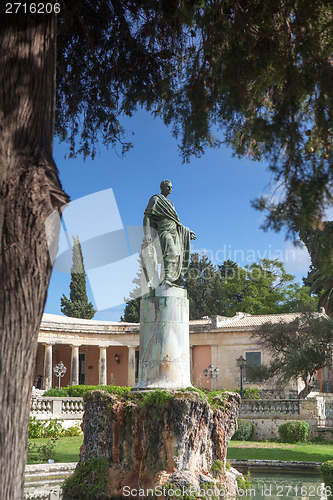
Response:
0,6,68,499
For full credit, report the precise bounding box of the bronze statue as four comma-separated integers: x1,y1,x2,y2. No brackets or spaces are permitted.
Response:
143,180,196,287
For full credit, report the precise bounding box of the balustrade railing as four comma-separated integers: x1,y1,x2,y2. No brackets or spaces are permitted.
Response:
30,398,53,414
62,398,84,414
240,399,300,415
30,397,84,419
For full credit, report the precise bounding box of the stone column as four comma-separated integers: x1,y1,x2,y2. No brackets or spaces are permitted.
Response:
99,346,107,385
211,344,219,390
127,347,136,387
44,344,53,390
70,345,80,386
133,285,192,390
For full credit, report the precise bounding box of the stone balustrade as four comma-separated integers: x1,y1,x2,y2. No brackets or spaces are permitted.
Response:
240,399,300,415
30,397,84,420
239,396,327,440
29,394,333,439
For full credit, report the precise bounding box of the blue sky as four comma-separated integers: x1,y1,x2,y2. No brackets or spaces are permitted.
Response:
45,109,311,321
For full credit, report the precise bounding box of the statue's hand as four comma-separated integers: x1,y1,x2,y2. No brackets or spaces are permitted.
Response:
190,231,197,240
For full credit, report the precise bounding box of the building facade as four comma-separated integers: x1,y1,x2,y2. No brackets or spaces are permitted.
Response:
36,311,330,394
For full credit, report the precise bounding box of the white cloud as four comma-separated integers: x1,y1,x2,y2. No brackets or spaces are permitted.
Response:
283,241,311,275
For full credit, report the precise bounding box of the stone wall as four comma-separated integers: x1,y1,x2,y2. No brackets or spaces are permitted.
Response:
239,396,325,440
63,390,241,499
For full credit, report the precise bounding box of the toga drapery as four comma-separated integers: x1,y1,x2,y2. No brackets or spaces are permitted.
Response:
144,193,191,282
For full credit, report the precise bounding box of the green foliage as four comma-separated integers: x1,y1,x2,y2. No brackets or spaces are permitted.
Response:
301,223,333,279
28,417,47,439
62,456,109,499
27,437,58,463
278,420,310,443
252,313,333,398
179,387,230,409
29,417,63,439
43,388,69,397
61,236,96,319
56,2,333,238
301,223,333,315
66,384,131,398
180,255,316,320
320,461,333,493
28,417,82,439
237,473,252,492
62,422,83,438
122,297,140,323
231,419,254,441
234,388,261,399
141,389,174,409
211,459,224,477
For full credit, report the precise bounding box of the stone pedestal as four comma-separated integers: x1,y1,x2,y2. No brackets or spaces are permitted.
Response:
133,285,191,390
64,390,241,499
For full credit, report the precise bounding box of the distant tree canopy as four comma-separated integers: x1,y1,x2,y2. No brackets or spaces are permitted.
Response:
251,313,333,399
122,253,316,321
301,221,333,314
55,0,333,238
60,236,96,319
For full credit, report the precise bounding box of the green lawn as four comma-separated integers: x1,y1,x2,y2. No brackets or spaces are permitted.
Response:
27,436,83,464
227,440,333,463
27,437,333,465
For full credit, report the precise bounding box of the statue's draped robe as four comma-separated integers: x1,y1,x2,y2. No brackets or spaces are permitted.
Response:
144,194,191,282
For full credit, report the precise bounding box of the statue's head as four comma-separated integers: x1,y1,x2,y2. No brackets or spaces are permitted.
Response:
160,180,172,196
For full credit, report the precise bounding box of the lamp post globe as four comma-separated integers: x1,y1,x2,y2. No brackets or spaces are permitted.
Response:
53,361,67,390
203,364,219,391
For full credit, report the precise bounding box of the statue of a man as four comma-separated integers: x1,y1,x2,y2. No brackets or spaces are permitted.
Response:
143,180,196,286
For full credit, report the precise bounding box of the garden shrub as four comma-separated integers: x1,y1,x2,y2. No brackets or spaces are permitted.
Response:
278,420,309,443
62,422,82,437
29,417,82,438
29,417,63,438
43,388,69,397
235,388,261,399
29,417,47,439
66,384,132,398
62,456,109,499
231,419,254,441
320,461,333,494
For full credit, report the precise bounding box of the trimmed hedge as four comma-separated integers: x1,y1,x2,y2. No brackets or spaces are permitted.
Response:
278,420,309,443
231,419,254,441
42,385,132,398
42,388,69,397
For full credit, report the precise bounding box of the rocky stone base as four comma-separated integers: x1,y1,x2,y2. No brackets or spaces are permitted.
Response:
63,389,241,499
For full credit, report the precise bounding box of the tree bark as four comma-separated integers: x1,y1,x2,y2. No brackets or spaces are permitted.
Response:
298,374,315,399
0,6,68,498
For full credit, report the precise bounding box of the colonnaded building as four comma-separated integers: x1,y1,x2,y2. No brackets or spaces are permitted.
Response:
36,310,331,395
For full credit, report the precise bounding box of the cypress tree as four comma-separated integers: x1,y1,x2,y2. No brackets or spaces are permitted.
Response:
61,236,96,319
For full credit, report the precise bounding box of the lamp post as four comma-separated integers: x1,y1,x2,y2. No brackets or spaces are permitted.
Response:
236,355,246,399
53,361,67,389
203,364,219,391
